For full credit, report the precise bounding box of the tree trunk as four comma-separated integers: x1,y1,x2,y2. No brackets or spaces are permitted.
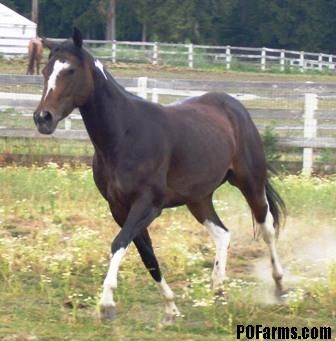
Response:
32,0,38,24
106,0,117,40
142,22,147,42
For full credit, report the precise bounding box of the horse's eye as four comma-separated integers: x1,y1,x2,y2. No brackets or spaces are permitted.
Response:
67,69,75,75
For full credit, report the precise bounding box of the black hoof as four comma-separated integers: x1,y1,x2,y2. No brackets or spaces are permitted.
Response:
214,287,225,297
100,304,116,321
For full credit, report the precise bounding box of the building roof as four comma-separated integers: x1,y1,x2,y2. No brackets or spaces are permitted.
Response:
0,3,36,27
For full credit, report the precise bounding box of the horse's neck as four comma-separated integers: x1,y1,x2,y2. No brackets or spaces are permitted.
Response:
79,71,135,157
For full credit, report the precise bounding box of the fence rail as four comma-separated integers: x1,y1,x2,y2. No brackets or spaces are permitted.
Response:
1,128,335,148
0,75,336,175
2,37,336,72
77,40,336,72
49,39,336,72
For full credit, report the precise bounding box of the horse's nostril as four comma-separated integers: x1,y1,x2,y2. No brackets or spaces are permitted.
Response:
42,111,53,122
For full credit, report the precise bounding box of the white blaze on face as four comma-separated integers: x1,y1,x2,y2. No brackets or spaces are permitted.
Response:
44,60,71,100
95,59,108,80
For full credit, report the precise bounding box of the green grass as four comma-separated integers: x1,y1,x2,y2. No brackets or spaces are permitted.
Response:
0,166,335,340
3,53,336,82
0,138,91,156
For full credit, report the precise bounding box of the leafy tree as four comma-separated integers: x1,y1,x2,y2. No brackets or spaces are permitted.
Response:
116,0,142,40
37,0,106,38
3,0,336,53
132,0,155,42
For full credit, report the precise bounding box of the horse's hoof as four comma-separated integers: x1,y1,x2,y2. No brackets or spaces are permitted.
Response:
100,304,116,321
214,287,225,297
161,313,176,326
275,287,290,302
161,306,180,326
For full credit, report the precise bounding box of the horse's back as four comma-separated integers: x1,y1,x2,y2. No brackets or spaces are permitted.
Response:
164,92,267,188
165,91,262,153
161,93,237,198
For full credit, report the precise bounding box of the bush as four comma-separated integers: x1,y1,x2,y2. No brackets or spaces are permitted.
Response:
261,125,281,162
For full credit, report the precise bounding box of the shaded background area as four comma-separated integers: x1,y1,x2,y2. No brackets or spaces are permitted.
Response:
2,0,336,53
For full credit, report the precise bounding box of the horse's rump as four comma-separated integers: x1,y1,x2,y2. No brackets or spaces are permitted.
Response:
27,38,43,75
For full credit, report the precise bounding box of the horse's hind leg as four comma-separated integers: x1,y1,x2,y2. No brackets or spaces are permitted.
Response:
133,230,179,325
230,174,284,294
187,197,231,290
260,201,284,294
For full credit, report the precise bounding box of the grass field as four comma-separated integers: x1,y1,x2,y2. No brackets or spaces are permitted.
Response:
0,166,335,340
2,54,336,82
0,56,335,340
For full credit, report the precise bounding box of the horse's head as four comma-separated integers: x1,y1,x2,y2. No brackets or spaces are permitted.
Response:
34,28,94,134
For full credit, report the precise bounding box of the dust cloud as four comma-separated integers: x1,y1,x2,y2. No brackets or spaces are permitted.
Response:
252,227,336,304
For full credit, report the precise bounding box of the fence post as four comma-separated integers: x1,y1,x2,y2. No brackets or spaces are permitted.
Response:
302,93,318,176
112,40,116,63
280,50,285,71
225,46,231,70
300,51,305,72
64,117,71,130
318,53,323,72
152,42,158,65
151,79,159,103
151,88,159,103
188,43,194,68
261,47,266,71
328,55,334,70
137,77,148,100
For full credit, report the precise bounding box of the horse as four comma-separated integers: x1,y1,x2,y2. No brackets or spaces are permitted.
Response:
33,28,286,324
26,37,43,75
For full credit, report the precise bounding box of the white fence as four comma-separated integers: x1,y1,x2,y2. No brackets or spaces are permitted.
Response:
0,76,335,175
80,40,336,72
3,36,336,72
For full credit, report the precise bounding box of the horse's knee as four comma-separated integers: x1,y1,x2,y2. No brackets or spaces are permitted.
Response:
111,234,128,254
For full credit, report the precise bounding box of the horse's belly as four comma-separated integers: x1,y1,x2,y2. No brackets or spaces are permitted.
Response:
166,157,230,201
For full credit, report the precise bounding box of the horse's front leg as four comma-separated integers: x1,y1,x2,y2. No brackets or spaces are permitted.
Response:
133,230,180,325
99,191,161,321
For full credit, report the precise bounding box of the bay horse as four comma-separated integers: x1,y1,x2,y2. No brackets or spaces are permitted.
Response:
26,37,43,75
34,28,286,324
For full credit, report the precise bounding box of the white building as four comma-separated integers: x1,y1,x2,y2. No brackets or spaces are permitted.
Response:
0,3,37,55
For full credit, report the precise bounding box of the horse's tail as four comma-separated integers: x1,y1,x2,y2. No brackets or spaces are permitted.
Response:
265,166,286,237
27,41,37,74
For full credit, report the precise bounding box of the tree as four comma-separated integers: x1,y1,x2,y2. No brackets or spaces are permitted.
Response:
4,0,336,53
31,0,38,24
133,0,153,42
38,0,106,39
105,0,117,40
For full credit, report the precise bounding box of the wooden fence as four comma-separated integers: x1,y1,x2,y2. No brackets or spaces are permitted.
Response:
2,37,336,72
69,39,336,72
0,75,336,175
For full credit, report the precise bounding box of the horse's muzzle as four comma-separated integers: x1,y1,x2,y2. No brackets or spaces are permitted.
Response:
33,110,56,134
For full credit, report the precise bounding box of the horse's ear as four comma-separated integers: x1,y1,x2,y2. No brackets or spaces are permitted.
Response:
73,27,83,48
42,38,56,50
